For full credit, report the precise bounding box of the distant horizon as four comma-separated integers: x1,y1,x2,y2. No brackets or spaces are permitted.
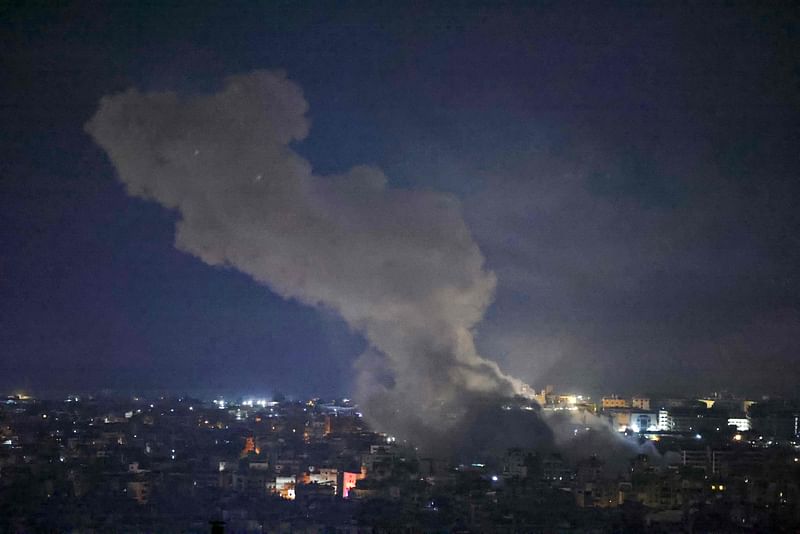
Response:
3,385,785,404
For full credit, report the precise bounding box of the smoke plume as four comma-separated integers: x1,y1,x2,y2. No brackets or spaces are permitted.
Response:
86,70,529,449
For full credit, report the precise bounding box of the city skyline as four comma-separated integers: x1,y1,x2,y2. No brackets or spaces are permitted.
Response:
3,386,800,531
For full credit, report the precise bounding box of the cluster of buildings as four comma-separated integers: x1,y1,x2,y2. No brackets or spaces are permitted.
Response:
528,385,797,440
594,391,800,444
1,389,800,532
0,394,373,532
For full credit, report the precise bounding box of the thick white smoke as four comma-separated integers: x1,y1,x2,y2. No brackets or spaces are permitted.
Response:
85,70,526,445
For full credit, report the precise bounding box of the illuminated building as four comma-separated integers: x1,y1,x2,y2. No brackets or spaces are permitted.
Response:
341,469,366,498
727,416,750,432
629,412,659,432
240,436,259,457
301,467,338,493
601,396,628,409
631,396,650,410
555,394,576,406
530,384,554,406
609,409,659,432
658,409,673,431
607,409,630,431
275,476,296,500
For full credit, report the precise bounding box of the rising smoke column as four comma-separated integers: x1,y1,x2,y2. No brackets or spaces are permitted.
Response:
86,70,527,447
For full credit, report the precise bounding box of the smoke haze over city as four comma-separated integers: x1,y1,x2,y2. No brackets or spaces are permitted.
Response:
85,70,530,448
4,3,800,532
3,1,799,399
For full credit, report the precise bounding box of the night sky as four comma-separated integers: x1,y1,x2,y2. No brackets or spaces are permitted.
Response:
2,2,799,399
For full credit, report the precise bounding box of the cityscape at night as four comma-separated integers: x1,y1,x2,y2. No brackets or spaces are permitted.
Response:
2,1,799,532
3,388,800,531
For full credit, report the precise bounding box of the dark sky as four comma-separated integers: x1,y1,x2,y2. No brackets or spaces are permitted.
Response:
1,1,798,398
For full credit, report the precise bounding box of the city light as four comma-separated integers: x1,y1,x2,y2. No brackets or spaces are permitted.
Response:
3,389,798,530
